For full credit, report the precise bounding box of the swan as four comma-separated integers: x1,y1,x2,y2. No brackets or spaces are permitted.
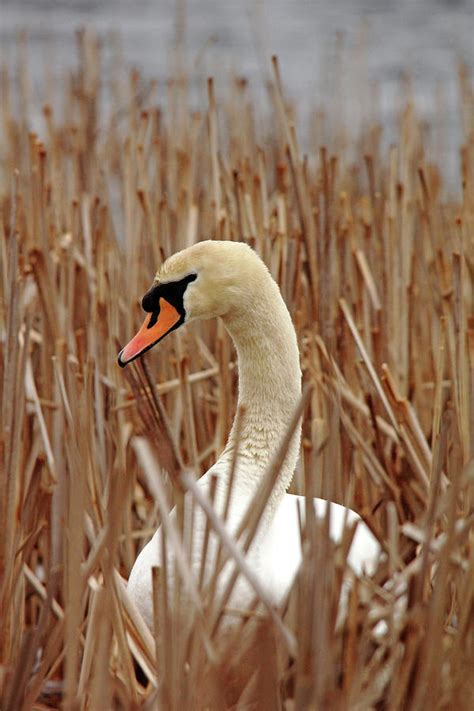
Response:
118,240,380,631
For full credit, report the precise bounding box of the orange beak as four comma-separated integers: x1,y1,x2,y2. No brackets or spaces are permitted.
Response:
118,297,182,367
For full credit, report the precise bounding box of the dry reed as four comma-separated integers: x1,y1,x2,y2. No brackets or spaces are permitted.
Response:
0,30,473,710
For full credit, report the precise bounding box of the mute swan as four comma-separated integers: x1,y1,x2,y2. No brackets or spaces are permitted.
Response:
118,240,380,630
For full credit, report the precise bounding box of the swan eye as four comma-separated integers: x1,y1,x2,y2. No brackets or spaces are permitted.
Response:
141,273,197,315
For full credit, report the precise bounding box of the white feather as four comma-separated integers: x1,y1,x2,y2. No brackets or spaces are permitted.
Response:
126,241,381,629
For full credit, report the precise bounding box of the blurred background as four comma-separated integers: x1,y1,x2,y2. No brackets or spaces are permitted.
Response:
2,1,473,113
2,0,473,186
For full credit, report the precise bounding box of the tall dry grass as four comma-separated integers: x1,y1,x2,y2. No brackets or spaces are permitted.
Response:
0,31,473,710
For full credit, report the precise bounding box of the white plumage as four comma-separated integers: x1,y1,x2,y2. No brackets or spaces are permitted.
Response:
121,241,380,630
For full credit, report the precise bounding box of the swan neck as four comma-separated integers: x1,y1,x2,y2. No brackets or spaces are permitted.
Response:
222,281,302,496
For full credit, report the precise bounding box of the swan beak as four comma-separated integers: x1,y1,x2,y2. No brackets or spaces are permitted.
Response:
118,297,181,367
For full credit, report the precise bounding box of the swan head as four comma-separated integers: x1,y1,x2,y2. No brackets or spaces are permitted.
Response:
118,240,269,367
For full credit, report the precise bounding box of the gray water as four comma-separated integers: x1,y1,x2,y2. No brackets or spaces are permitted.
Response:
1,0,473,181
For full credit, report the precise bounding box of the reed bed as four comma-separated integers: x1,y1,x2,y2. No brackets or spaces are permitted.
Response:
0,31,473,710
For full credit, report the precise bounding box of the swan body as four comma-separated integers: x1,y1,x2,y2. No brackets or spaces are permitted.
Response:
119,241,380,630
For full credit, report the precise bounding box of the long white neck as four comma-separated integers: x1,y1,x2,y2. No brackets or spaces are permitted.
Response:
219,275,302,508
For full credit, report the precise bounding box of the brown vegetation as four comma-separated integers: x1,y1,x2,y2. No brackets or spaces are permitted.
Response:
0,31,473,710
